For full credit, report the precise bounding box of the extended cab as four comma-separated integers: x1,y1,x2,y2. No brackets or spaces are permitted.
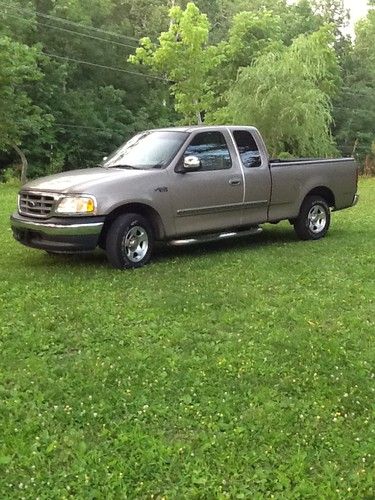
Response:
10,126,359,268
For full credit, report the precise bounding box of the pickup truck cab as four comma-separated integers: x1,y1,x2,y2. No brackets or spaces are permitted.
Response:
10,126,359,269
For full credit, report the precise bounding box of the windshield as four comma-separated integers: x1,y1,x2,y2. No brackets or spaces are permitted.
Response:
103,131,189,169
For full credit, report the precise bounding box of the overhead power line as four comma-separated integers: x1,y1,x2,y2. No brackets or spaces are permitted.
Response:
54,123,118,131
5,12,138,49
44,52,169,82
0,0,141,42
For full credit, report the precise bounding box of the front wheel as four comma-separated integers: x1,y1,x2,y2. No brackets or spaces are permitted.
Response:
105,213,154,269
294,196,331,240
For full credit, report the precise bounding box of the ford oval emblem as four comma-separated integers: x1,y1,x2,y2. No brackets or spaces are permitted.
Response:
28,200,36,208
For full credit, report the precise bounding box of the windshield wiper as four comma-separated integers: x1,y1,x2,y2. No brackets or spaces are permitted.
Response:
107,164,140,169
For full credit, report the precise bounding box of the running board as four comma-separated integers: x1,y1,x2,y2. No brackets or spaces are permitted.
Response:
169,226,262,246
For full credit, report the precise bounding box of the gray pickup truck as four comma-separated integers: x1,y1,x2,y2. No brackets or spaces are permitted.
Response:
10,126,358,269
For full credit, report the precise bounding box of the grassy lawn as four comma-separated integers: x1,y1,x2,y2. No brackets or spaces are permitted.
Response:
0,179,374,498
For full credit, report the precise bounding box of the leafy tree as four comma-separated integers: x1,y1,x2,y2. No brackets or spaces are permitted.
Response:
215,10,283,79
207,10,284,116
0,0,177,178
281,0,323,44
214,26,340,157
311,0,349,33
0,36,47,182
0,0,374,176
129,2,217,124
333,4,375,173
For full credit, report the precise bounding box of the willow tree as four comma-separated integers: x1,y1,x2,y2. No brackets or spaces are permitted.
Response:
208,10,284,120
129,2,217,124
215,25,340,157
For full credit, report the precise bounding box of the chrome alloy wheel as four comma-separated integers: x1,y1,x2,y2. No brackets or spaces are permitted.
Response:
122,225,149,263
308,204,327,234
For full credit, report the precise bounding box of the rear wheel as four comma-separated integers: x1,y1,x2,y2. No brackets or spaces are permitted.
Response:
294,195,330,240
105,213,154,269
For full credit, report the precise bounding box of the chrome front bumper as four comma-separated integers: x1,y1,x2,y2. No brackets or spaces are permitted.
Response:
10,214,104,236
10,213,105,252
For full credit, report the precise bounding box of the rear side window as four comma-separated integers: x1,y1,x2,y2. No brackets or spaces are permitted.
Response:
233,130,261,168
184,131,232,171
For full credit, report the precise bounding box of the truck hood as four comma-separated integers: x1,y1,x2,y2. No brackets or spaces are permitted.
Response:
22,167,152,194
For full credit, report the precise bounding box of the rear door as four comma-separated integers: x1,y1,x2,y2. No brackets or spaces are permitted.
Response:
230,128,271,224
169,130,244,236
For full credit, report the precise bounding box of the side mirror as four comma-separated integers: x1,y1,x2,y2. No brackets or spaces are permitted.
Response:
183,155,201,172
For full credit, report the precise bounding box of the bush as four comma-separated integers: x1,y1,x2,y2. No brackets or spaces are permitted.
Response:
0,166,20,186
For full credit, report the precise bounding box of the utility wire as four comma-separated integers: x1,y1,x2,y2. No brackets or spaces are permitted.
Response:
2,8,167,83
0,0,142,42
5,12,138,49
44,52,169,82
54,123,119,131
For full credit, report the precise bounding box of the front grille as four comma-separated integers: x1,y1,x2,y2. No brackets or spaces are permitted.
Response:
19,191,57,218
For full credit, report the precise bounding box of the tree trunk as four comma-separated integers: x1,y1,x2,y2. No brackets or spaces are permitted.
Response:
363,154,375,176
13,144,28,185
351,138,358,156
196,111,203,125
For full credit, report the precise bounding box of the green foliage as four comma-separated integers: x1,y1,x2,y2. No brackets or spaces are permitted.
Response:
0,36,45,150
208,10,283,111
211,26,339,157
333,5,375,171
281,0,323,44
0,0,177,177
0,166,20,185
311,0,349,33
219,9,282,69
129,2,217,124
0,0,374,172
0,178,374,496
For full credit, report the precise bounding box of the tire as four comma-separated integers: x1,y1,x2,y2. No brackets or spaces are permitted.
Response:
105,213,154,269
293,195,331,241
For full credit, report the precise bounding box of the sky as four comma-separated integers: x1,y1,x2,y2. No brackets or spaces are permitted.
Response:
288,0,371,37
344,0,370,36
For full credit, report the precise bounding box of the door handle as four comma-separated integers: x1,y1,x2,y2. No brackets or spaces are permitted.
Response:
229,178,241,186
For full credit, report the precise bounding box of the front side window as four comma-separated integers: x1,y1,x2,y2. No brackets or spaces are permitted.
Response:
233,130,261,168
103,131,189,170
184,131,232,171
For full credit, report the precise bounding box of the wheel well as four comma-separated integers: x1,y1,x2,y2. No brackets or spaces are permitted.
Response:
98,203,165,248
305,186,335,208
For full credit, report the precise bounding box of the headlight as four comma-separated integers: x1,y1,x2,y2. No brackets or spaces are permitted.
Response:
55,196,96,215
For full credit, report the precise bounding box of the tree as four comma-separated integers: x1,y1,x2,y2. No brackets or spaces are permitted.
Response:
0,36,45,182
1,0,374,176
333,4,375,173
207,10,284,116
281,0,323,44
129,2,217,124
311,0,349,33
214,26,340,157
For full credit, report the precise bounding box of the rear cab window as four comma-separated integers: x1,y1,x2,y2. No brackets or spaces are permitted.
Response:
232,130,261,168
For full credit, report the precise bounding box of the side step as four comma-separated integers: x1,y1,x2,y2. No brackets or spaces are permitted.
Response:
169,226,262,246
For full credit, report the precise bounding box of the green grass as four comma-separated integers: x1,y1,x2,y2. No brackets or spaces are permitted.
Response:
0,179,374,499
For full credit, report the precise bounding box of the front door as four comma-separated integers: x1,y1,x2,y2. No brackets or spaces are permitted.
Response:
169,130,244,236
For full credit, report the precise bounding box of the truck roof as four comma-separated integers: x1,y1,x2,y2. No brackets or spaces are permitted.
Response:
150,125,259,133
